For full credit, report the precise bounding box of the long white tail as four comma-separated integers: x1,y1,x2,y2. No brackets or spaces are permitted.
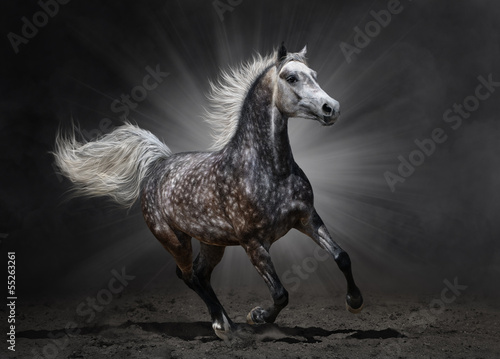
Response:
53,122,171,208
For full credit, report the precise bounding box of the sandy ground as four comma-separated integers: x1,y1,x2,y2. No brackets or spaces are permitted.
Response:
8,286,500,359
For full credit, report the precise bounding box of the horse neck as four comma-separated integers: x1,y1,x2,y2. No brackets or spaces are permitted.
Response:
226,67,293,176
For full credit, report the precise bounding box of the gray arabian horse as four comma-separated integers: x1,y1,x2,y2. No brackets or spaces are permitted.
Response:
54,44,363,341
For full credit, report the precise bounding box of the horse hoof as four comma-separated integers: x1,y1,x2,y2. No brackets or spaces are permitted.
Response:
345,292,364,314
346,300,364,313
246,306,266,325
214,327,231,343
213,314,232,342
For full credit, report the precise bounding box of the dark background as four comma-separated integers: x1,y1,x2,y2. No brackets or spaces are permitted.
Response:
1,0,499,307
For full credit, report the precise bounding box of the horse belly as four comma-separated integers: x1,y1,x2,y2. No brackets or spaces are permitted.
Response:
185,210,240,246
162,175,239,245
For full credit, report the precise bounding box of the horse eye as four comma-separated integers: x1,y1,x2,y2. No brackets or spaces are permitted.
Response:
286,76,298,84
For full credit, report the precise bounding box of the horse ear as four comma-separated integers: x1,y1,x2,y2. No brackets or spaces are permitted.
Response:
299,45,307,56
277,42,287,63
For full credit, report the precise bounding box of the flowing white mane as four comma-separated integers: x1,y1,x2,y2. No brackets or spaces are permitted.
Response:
204,51,277,151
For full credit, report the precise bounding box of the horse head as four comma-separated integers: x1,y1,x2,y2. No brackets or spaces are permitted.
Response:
274,43,340,126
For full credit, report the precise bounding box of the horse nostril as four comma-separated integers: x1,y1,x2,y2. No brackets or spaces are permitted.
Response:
322,104,333,115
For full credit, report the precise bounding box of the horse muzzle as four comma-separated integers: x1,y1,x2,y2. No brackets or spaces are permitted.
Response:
320,114,339,126
319,99,340,126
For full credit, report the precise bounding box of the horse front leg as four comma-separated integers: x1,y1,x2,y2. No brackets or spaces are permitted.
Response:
298,210,363,313
244,241,289,325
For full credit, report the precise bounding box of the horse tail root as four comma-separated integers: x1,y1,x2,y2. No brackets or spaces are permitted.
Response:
52,121,172,208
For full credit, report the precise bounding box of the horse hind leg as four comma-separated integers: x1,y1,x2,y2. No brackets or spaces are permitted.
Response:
151,225,194,282
149,224,236,341
192,243,240,340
